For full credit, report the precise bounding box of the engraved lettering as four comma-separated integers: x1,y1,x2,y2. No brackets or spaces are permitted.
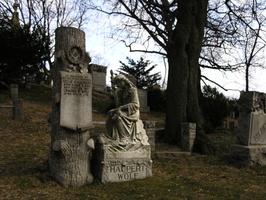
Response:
109,164,145,181
62,74,91,96
110,166,116,173
117,173,139,180
118,173,123,180
254,124,266,141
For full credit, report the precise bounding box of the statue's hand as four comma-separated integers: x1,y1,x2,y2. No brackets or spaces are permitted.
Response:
108,109,116,114
116,107,122,117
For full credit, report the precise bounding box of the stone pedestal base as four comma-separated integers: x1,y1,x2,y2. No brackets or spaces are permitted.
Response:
140,106,150,113
229,144,266,167
92,143,152,183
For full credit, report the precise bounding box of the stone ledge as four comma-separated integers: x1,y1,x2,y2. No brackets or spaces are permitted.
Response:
153,151,192,158
229,144,266,167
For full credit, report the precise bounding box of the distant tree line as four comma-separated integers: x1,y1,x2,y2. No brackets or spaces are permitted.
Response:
0,0,90,87
118,57,161,89
0,18,45,86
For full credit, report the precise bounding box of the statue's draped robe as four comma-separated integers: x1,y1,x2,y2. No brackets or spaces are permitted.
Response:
106,85,140,142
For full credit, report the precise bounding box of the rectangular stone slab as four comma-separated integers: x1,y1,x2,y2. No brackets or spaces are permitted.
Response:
92,143,152,183
249,113,266,145
230,144,266,167
101,158,152,183
60,71,92,131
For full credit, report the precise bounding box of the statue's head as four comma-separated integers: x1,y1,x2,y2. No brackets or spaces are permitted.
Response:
113,74,134,88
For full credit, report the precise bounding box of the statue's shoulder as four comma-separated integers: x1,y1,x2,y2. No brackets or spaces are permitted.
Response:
128,85,137,93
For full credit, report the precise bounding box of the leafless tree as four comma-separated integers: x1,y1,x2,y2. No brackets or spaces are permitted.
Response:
89,0,266,153
0,0,90,83
201,0,266,92
90,0,215,153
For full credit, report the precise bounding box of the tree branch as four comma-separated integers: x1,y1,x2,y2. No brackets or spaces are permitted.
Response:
201,75,228,91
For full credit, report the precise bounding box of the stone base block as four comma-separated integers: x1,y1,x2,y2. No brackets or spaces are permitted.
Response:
92,143,152,183
140,106,150,113
229,144,266,167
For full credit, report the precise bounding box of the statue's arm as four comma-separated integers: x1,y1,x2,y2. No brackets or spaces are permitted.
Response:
114,90,119,107
117,88,139,113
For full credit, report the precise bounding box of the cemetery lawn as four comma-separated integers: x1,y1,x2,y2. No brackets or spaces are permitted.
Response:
1,86,266,200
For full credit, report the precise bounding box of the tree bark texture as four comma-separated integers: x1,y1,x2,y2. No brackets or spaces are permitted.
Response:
49,27,93,187
165,0,214,154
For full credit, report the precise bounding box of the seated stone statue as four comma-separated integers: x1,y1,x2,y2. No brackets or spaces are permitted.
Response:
100,74,148,146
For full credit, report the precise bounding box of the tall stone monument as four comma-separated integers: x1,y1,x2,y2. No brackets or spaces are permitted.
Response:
230,91,266,167
48,27,94,187
92,74,152,183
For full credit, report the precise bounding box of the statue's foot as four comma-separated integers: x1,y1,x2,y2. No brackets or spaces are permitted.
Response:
119,139,129,146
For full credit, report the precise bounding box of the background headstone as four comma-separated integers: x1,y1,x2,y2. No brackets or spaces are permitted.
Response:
88,64,107,92
138,89,150,113
237,91,266,145
25,75,32,89
143,120,156,153
230,91,266,167
10,84,18,99
13,99,24,120
181,123,196,152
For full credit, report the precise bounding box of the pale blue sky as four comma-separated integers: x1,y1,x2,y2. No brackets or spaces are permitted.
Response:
83,4,266,99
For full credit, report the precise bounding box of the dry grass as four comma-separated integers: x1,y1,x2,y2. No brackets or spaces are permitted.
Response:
0,87,266,199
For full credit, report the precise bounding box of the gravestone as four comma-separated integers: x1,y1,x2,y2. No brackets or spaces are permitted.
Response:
143,121,156,153
92,74,152,183
25,75,32,89
181,123,196,152
230,91,266,167
13,99,24,120
88,64,107,92
48,27,94,187
10,84,18,99
138,89,150,113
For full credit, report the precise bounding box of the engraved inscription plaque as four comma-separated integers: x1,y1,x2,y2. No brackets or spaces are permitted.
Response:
249,113,266,145
60,71,92,131
105,159,151,182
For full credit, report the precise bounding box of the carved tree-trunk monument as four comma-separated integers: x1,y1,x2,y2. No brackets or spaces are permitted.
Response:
49,27,94,187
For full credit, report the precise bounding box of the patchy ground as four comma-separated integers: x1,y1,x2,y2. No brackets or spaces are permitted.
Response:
0,87,266,200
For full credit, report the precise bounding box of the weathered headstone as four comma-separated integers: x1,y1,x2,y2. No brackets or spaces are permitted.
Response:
88,64,107,92
10,84,18,99
92,74,152,183
230,91,266,167
25,75,32,89
143,120,156,153
138,89,150,113
48,27,94,187
181,123,196,152
13,99,24,120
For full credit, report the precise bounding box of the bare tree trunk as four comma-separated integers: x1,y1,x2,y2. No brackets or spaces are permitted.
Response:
245,64,250,92
165,0,214,154
49,27,93,187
